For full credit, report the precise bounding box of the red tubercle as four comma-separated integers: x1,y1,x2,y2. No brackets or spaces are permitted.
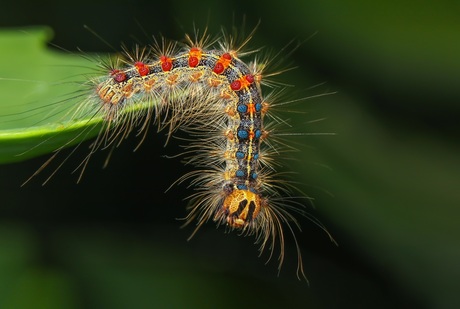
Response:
245,74,254,83
213,53,232,74
230,80,241,91
188,47,202,67
160,55,173,71
213,62,224,74
230,74,254,91
111,70,127,83
188,56,199,67
135,61,150,76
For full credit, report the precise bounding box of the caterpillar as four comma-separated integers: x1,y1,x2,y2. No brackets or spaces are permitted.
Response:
11,25,334,280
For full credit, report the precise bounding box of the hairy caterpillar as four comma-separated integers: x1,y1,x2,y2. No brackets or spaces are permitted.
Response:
6,25,334,280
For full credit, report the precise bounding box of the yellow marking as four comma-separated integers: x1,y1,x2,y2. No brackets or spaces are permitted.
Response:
245,95,256,187
143,76,156,91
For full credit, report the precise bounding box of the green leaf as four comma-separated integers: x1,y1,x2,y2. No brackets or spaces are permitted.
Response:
0,27,105,164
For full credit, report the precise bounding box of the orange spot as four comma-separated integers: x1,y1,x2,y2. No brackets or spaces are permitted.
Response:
143,78,156,91
166,73,179,85
209,78,222,87
122,83,133,97
225,106,236,117
247,103,256,114
220,89,233,100
190,71,203,82
239,75,251,88
225,130,234,140
97,85,118,104
190,47,201,57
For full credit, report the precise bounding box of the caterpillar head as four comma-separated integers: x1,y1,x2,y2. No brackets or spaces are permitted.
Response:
219,189,261,228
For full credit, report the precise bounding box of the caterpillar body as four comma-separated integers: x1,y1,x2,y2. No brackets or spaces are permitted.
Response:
18,27,334,280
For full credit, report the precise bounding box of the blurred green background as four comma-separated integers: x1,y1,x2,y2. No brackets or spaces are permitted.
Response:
1,0,459,308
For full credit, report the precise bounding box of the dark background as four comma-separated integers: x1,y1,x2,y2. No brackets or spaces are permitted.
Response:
1,0,459,308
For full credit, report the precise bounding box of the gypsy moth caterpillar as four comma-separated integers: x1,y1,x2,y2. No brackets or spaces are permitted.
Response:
1,24,335,281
